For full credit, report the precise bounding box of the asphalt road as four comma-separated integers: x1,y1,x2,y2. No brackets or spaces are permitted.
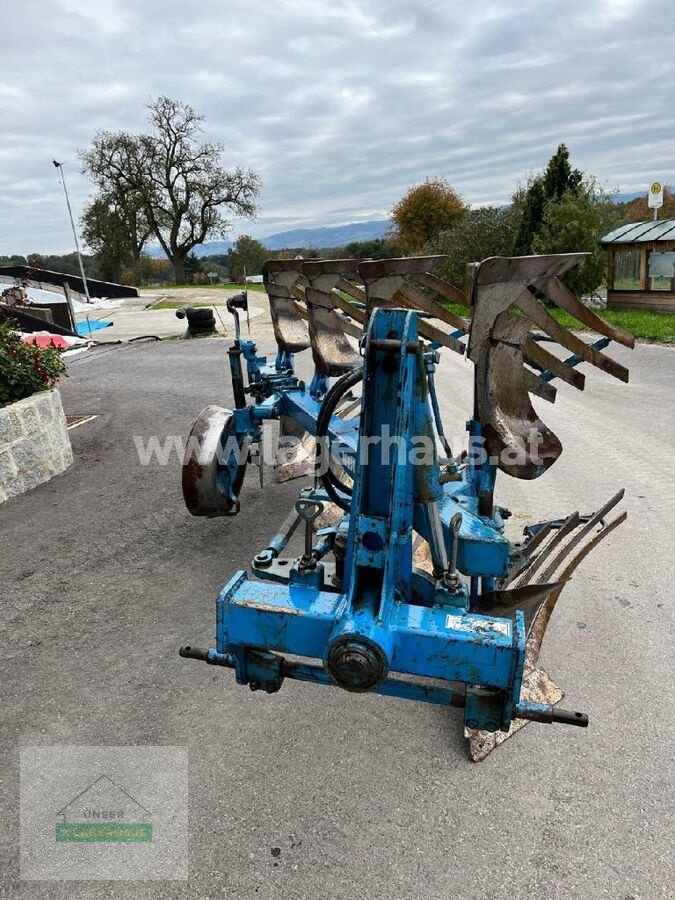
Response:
1,324,673,899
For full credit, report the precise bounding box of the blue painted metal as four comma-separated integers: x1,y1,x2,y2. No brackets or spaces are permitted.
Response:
538,337,611,383
181,305,587,735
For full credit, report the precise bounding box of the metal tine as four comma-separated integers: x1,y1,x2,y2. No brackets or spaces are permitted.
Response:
535,489,626,585
524,338,586,391
515,289,629,383
333,291,367,324
391,291,466,354
533,276,635,349
335,278,366,304
416,319,465,355
504,521,555,585
511,510,580,587
415,271,471,308
522,520,555,554
395,282,470,334
357,256,467,354
364,291,465,355
523,369,557,403
337,397,361,419
359,256,445,315
528,511,628,656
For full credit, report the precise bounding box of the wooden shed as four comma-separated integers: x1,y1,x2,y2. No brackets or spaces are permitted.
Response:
599,219,675,312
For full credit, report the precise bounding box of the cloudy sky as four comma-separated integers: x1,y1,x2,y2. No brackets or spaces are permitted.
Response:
1,0,673,254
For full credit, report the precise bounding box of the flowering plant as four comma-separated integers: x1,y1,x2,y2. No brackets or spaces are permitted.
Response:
0,319,66,406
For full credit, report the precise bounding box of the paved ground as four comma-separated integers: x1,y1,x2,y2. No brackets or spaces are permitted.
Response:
77,288,266,341
1,314,673,898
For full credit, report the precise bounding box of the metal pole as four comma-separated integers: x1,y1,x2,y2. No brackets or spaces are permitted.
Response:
62,281,77,333
53,161,92,304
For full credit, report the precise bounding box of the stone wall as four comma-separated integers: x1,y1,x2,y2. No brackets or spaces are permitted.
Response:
0,389,73,504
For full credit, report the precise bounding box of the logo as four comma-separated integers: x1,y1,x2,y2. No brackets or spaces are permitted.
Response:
55,774,152,843
21,745,187,881
650,181,662,194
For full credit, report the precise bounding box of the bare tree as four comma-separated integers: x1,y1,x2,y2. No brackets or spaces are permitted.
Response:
81,97,260,283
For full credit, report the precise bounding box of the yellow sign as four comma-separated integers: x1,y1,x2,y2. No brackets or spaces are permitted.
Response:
648,181,664,209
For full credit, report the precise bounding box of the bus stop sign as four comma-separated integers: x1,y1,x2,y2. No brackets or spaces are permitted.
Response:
648,181,664,209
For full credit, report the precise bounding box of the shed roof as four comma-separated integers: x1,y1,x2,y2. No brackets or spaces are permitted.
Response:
599,219,675,246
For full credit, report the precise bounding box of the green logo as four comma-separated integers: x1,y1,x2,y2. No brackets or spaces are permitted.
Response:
55,775,152,843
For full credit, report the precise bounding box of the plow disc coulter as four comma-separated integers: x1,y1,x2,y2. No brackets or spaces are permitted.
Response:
180,253,634,760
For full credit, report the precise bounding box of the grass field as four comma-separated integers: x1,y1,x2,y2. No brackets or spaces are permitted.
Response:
551,307,675,343
149,283,266,309
151,300,226,308
441,302,675,343
163,282,266,292
147,287,675,343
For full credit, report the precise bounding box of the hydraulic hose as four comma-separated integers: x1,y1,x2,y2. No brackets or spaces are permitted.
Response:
315,368,363,511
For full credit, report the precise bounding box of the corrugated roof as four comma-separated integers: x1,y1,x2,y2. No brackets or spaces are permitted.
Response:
599,219,675,245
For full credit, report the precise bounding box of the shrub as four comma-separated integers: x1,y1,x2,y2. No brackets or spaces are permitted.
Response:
0,320,67,407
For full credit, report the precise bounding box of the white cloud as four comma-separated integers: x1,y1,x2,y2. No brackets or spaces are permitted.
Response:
0,0,672,253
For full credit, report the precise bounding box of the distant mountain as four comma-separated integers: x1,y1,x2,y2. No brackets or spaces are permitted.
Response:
614,190,646,204
147,219,392,259
614,186,671,204
261,219,391,251
191,240,233,257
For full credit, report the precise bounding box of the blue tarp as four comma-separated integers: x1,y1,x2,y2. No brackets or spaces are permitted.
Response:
76,319,112,336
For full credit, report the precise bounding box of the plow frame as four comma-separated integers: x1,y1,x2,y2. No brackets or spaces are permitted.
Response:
180,253,632,757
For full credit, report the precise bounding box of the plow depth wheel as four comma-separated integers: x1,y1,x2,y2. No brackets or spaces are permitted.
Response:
182,405,247,517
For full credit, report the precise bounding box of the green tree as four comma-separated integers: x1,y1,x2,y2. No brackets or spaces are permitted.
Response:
428,204,522,287
514,144,583,254
531,188,606,296
391,178,467,253
81,96,261,284
183,252,204,284
81,193,150,283
343,237,405,259
227,235,268,282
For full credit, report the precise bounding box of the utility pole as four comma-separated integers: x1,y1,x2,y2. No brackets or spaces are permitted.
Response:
53,160,92,303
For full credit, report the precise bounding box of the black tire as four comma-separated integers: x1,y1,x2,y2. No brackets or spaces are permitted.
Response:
189,319,216,333
186,307,214,322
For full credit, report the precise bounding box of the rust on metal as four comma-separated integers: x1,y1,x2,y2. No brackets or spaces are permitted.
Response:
264,260,311,353
301,260,362,376
182,405,245,517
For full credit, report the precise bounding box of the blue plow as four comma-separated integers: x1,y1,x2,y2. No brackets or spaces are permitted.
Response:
179,254,633,759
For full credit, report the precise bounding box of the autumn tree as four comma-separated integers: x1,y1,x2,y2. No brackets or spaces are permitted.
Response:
391,178,467,253
625,186,675,221
513,144,583,254
81,97,261,283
